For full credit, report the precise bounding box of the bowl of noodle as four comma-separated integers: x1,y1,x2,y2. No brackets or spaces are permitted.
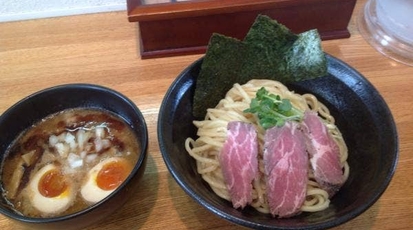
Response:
158,54,398,229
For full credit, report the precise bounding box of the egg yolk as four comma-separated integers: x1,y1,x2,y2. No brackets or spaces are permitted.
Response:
96,160,132,191
38,169,68,198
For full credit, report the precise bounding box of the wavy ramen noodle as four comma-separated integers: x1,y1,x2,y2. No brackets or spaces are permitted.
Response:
185,79,349,214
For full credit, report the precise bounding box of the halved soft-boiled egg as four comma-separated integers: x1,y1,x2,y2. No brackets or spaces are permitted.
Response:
28,164,75,215
81,157,132,204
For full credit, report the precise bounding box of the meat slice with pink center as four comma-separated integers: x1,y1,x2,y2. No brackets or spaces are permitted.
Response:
264,121,308,218
302,110,345,196
220,121,259,209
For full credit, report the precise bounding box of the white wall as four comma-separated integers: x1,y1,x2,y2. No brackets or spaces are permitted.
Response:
0,0,126,22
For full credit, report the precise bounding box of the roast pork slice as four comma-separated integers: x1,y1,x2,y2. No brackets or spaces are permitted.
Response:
264,121,308,218
302,110,345,196
219,121,259,209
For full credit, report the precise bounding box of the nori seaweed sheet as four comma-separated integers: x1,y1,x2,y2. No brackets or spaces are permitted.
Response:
191,34,249,112
192,15,327,119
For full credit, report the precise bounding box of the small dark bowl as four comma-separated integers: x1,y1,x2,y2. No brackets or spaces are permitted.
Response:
158,55,398,229
0,84,148,230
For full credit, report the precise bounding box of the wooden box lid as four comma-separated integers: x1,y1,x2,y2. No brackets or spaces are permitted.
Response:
127,0,357,59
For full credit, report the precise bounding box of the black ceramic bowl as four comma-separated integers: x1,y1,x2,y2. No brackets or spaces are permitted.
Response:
0,84,148,230
158,55,398,229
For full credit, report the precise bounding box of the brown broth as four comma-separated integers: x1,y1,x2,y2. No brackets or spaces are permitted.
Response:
1,108,140,218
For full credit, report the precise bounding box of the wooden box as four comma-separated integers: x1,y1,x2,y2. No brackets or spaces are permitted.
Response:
127,0,357,59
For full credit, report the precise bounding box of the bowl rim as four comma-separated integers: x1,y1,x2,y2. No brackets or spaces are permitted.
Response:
0,83,149,224
157,54,399,229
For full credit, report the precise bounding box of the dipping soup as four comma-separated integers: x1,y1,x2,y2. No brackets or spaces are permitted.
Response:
1,108,140,218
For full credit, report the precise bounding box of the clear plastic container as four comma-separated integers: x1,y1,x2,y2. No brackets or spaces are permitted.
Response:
358,0,413,66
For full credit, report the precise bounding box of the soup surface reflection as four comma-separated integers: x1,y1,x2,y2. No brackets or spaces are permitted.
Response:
1,108,140,217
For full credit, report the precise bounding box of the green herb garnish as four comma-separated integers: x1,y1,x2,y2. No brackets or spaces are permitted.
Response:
244,87,303,129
